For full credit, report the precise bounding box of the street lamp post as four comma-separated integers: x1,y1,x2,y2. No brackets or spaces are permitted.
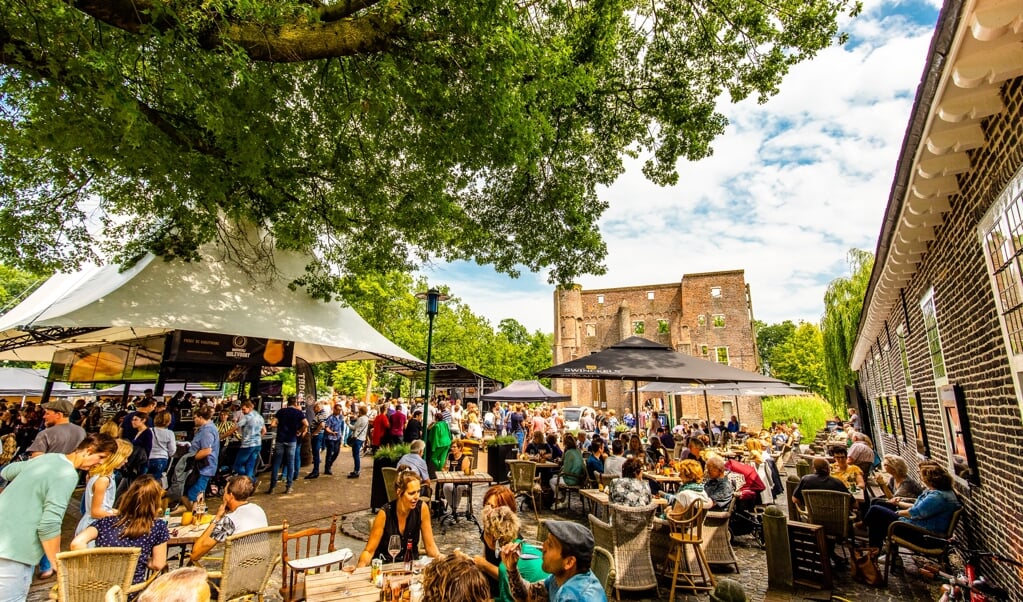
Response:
416,287,449,467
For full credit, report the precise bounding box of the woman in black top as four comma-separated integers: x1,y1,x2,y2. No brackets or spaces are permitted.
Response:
357,468,441,567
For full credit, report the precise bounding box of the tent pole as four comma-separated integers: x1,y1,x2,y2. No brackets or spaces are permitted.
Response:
704,390,711,425
634,381,640,437
734,395,740,425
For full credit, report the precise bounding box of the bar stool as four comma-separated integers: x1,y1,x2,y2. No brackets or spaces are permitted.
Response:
663,500,715,600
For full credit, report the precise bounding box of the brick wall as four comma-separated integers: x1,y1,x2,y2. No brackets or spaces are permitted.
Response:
552,270,764,426
856,76,1023,595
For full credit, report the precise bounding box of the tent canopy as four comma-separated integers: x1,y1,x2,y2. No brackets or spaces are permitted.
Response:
482,379,570,402
0,226,421,366
381,362,503,389
638,381,809,396
537,336,786,385
0,368,81,398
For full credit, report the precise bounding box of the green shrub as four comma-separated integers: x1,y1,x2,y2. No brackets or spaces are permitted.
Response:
486,435,519,448
373,443,411,462
761,395,833,435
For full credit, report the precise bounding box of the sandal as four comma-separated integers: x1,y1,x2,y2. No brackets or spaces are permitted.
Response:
38,569,55,580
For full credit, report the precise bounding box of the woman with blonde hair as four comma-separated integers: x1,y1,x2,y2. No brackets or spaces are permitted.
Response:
75,439,134,541
357,467,440,567
71,475,169,585
99,418,121,439
424,552,491,602
671,458,714,510
475,506,548,602
873,454,924,508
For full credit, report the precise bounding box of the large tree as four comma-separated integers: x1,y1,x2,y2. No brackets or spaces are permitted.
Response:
767,321,826,397
0,0,857,295
821,248,873,413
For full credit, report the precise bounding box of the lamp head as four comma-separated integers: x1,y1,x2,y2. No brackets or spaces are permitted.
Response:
416,287,450,316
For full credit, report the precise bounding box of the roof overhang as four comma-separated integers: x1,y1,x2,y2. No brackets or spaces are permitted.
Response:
851,0,1023,368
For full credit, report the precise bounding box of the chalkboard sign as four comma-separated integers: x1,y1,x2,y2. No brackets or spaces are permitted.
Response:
788,521,831,589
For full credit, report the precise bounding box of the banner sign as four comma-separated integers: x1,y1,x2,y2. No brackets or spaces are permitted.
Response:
295,356,317,402
169,331,294,367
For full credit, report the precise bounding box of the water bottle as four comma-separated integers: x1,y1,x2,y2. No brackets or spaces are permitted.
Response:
163,506,171,522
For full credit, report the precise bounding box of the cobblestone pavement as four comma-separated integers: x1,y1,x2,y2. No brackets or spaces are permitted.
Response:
30,449,945,601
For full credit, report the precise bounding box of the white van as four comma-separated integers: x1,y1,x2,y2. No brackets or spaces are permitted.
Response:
561,406,586,432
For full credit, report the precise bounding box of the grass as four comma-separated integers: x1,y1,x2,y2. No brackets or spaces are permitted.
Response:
761,395,834,434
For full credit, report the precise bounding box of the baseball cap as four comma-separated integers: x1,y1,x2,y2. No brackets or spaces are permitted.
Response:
43,399,74,416
543,520,594,565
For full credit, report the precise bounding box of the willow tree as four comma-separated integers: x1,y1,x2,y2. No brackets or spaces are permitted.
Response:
821,249,874,413
0,0,859,295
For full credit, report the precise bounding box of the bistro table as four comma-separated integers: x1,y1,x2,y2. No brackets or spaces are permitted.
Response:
434,470,493,530
642,471,682,493
580,488,668,520
306,563,407,602
165,516,209,567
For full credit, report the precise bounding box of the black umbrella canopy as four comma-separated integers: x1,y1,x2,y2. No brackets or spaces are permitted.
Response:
481,379,571,402
536,336,786,385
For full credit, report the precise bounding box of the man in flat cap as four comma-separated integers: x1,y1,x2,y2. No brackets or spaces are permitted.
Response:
500,519,607,602
28,399,86,458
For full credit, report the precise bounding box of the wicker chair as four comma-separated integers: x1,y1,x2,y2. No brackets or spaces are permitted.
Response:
208,525,283,601
702,497,739,572
589,503,659,600
507,460,542,523
51,547,141,602
281,516,348,601
802,490,855,560
591,545,616,599
883,506,964,585
461,439,482,470
664,501,714,599
382,466,399,504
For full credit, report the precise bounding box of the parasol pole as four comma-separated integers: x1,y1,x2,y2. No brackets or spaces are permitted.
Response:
704,389,711,425
634,381,640,437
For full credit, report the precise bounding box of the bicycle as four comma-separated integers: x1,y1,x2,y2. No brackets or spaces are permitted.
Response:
930,536,1022,602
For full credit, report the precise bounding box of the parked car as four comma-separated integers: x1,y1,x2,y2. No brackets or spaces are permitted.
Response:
561,406,585,432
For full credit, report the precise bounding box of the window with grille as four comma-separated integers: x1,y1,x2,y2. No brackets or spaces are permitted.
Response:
712,314,725,328
657,319,669,334
919,289,947,383
715,347,729,364
633,320,645,334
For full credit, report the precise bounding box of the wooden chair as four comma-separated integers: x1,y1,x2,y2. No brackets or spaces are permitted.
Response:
883,506,964,585
802,490,855,561
51,547,141,602
552,470,584,512
591,545,616,599
382,467,399,504
207,525,283,601
281,516,351,601
589,503,659,600
702,496,739,572
663,500,714,599
507,460,542,523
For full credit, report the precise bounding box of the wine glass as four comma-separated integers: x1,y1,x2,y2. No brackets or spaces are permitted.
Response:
387,535,402,565
340,556,356,596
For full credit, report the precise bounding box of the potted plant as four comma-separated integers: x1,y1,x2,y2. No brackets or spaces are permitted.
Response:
486,435,519,484
371,443,411,510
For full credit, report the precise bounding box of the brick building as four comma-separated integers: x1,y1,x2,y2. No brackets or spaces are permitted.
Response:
552,270,764,426
851,0,1023,594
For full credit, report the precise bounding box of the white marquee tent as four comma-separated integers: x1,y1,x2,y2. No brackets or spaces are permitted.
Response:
0,227,422,366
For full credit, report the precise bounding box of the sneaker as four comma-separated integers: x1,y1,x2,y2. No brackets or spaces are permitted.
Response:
304,472,319,480
285,486,295,494
347,472,360,479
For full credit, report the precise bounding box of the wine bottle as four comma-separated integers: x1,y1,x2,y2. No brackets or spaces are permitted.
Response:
403,540,413,572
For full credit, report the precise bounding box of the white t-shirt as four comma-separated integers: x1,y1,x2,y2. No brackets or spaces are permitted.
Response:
212,503,269,543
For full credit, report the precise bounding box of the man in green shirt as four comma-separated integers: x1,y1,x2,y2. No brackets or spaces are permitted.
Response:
0,433,116,601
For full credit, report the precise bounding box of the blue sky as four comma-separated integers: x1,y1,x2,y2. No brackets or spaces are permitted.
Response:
423,0,944,334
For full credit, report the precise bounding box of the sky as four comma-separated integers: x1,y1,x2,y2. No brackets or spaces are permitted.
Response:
423,0,944,335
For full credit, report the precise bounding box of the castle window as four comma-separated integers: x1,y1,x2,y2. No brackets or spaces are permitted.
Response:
701,344,709,356
715,347,730,364
585,323,596,337
657,319,669,334
647,291,655,300
633,320,645,334
712,314,725,328
597,294,604,304
697,315,706,327
710,287,722,298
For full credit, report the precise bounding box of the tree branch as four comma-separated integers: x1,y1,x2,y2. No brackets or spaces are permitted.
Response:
69,0,407,62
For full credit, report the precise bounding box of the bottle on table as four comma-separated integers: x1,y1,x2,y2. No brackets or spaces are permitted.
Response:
403,540,414,572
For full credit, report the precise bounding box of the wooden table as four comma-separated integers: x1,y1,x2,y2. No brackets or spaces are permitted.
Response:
306,563,407,602
165,516,209,567
581,488,668,519
643,471,682,493
434,470,493,530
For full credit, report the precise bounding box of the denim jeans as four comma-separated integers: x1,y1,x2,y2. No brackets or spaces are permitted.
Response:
323,438,341,473
147,458,170,484
270,441,297,489
0,558,34,602
351,439,363,474
233,445,261,480
310,431,324,474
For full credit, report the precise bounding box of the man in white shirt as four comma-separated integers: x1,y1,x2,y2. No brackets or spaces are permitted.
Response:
190,476,268,563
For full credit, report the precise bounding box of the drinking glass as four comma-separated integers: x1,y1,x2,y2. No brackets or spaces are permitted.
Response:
340,557,356,596
387,535,402,564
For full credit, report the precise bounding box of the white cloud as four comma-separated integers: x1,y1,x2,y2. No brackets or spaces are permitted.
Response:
432,2,940,334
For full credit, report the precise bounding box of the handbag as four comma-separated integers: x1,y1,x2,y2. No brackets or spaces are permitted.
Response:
851,546,883,586
346,434,356,447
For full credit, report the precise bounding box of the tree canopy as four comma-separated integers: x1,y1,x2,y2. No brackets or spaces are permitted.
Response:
0,0,857,295
821,248,873,413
